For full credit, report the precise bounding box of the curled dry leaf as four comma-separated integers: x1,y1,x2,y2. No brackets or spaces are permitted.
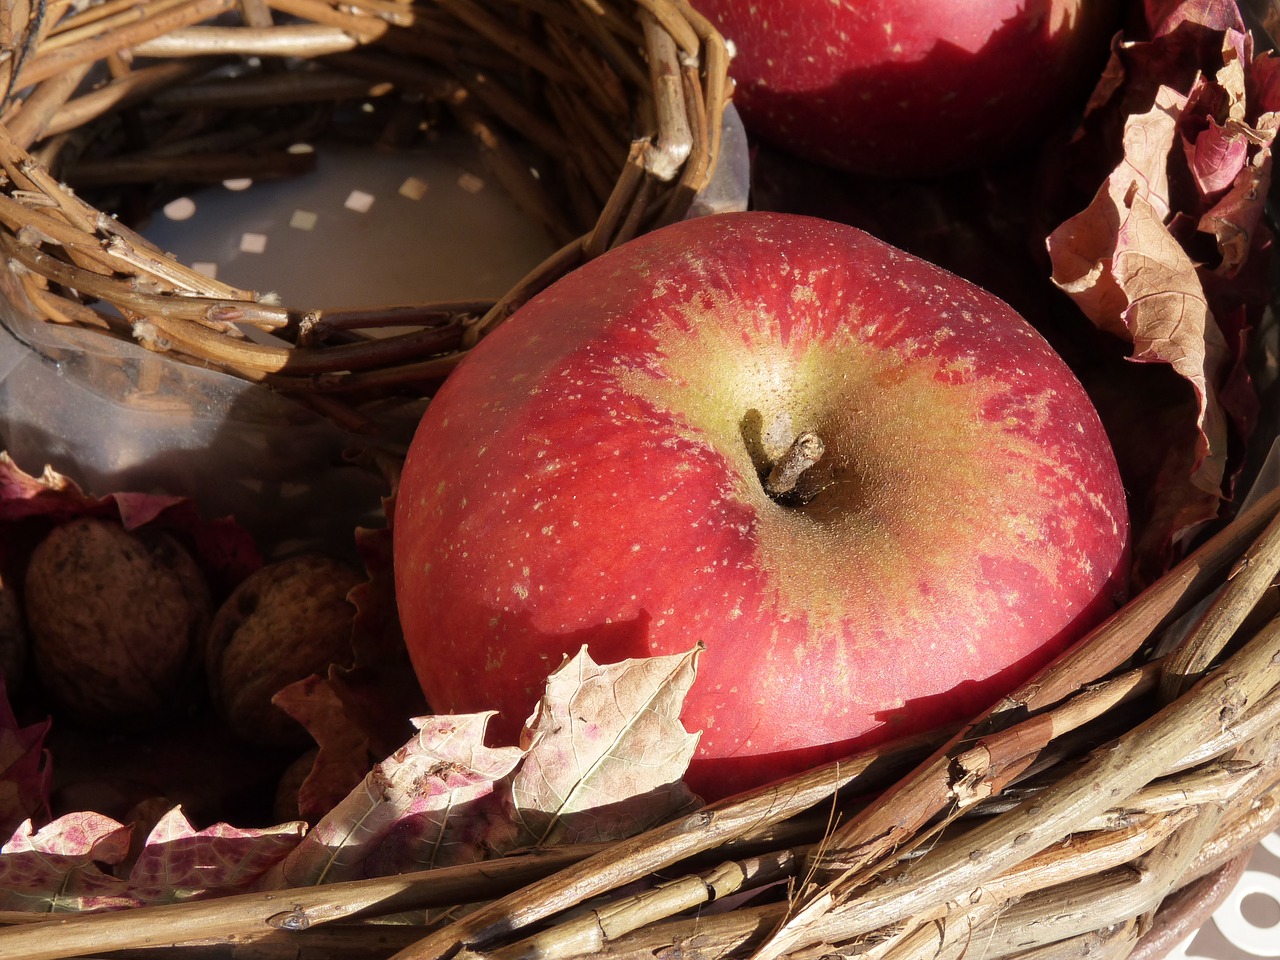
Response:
326,464,427,758
271,675,374,824
0,806,303,912
0,679,50,839
124,807,305,905
1046,0,1280,574
278,712,526,886
0,812,134,912
274,645,704,888
510,644,703,847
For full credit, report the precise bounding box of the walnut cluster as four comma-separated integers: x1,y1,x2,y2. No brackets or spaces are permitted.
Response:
17,517,364,745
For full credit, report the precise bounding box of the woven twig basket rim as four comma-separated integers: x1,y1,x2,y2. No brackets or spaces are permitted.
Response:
0,0,731,434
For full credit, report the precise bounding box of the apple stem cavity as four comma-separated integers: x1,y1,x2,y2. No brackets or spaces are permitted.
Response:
764,431,825,498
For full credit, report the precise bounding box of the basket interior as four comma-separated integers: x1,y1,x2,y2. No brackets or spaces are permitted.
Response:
0,0,730,433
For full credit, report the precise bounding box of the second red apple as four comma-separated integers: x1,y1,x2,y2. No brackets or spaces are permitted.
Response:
698,0,1116,177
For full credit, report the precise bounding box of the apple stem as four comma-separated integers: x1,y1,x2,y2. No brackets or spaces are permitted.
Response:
764,431,825,497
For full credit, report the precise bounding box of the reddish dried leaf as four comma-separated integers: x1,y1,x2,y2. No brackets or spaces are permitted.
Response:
1184,115,1250,196
0,453,260,593
510,645,702,847
327,459,425,758
278,712,525,886
1146,0,1245,36
1198,115,1279,277
0,680,50,838
272,676,374,823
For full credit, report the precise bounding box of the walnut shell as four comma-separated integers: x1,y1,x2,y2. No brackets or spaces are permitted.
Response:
24,517,212,722
206,553,362,747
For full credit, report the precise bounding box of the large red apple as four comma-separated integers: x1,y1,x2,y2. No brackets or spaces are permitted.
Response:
697,0,1117,177
393,212,1129,799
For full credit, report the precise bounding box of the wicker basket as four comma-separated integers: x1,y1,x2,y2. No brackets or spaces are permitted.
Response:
1,4,1279,960
0,0,730,434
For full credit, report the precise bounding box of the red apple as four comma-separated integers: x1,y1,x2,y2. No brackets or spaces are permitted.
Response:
697,0,1117,177
393,212,1129,799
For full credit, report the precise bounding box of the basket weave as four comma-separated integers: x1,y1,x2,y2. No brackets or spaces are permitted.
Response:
1,4,1279,960
0,0,729,434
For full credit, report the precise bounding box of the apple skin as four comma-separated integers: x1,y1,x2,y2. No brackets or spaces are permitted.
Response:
393,211,1129,800
696,0,1117,177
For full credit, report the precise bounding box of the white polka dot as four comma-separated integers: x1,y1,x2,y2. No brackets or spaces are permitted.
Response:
162,197,196,221
345,190,375,213
399,176,428,200
1213,870,1280,956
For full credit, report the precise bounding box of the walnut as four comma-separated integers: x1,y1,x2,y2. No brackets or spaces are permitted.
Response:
24,517,211,722
206,554,362,747
273,748,318,823
0,573,27,690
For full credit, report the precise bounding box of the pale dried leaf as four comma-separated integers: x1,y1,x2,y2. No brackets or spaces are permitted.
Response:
1049,83,1231,498
0,813,134,912
124,807,304,905
0,806,305,913
279,712,525,886
1048,87,1184,337
510,645,702,847
1112,192,1231,493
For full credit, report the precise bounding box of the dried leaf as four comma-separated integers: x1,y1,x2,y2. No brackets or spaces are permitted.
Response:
327,458,425,757
272,676,374,823
0,453,260,594
1197,114,1279,276
0,680,50,839
123,807,304,905
1046,0,1277,571
278,712,525,886
0,806,303,912
509,645,702,847
1049,87,1186,331
0,812,135,912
